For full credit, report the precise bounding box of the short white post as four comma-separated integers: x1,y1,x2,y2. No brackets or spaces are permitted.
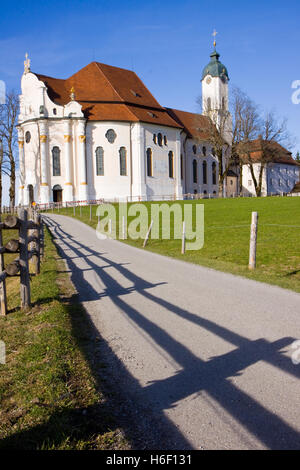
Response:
181,221,186,255
90,204,92,221
143,220,153,248
122,215,125,239
109,218,112,235
249,211,258,270
73,205,75,217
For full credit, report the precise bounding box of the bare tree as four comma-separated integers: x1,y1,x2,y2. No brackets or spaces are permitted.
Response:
0,139,10,212
230,87,261,194
0,90,19,208
238,110,290,197
196,86,260,196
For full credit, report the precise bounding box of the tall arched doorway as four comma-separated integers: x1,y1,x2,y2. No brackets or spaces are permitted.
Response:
53,184,63,203
28,185,34,205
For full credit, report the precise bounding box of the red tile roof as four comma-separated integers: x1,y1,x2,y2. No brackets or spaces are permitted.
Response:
36,62,182,128
165,108,215,140
239,139,299,166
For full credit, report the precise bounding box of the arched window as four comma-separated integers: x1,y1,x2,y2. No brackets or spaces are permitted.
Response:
203,160,207,184
153,134,157,145
168,151,174,178
25,131,31,143
193,159,197,183
52,146,61,176
158,133,163,147
207,98,211,111
119,147,127,176
202,146,206,156
193,144,197,155
95,146,104,176
164,135,168,146
212,162,217,185
146,148,153,177
222,97,225,109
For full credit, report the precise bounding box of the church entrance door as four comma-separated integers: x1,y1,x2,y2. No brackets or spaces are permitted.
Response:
53,185,63,203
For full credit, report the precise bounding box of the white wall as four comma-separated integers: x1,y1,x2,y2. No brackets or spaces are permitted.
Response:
184,139,219,196
86,121,132,201
267,163,300,195
242,162,299,196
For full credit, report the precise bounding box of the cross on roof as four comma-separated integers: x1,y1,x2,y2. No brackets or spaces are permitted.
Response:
24,52,31,74
212,29,218,47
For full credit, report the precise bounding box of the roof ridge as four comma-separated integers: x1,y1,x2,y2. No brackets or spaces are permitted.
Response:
93,62,125,103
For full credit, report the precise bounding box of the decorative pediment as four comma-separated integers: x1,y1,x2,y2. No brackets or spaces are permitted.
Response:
64,100,84,118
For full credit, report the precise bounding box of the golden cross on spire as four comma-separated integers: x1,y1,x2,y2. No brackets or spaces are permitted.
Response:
24,52,31,74
70,86,75,101
212,29,218,48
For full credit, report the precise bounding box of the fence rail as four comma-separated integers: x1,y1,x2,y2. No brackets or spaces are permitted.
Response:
2,189,300,214
0,208,44,316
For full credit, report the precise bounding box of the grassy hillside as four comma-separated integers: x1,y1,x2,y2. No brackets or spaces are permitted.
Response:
47,197,300,292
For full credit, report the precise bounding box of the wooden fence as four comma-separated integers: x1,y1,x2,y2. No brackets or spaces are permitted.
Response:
0,208,44,316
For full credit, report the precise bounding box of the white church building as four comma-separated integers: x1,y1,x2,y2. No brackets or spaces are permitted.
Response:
17,46,231,206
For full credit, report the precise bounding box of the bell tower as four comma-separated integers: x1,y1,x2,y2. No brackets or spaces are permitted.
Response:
201,31,232,145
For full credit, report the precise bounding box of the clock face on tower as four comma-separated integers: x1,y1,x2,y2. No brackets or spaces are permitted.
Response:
206,76,212,85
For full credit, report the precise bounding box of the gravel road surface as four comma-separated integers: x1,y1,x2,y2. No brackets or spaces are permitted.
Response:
45,214,300,450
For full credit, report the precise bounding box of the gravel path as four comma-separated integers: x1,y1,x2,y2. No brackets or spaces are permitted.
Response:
45,214,300,450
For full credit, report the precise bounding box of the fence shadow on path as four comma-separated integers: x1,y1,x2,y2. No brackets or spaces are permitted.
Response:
37,216,300,449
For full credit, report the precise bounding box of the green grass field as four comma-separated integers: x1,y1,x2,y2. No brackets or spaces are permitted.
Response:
48,197,300,293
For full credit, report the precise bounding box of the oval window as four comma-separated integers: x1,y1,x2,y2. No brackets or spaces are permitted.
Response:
105,129,117,144
25,131,31,143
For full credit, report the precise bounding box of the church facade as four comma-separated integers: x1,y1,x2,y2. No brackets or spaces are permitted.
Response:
17,48,231,206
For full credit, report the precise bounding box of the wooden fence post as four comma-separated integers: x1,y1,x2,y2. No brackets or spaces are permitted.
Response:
40,219,45,258
19,208,31,309
181,221,186,255
143,220,153,248
33,211,41,274
122,215,125,239
0,227,7,316
249,211,258,270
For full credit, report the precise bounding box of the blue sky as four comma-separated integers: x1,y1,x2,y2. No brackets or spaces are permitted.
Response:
0,0,299,202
